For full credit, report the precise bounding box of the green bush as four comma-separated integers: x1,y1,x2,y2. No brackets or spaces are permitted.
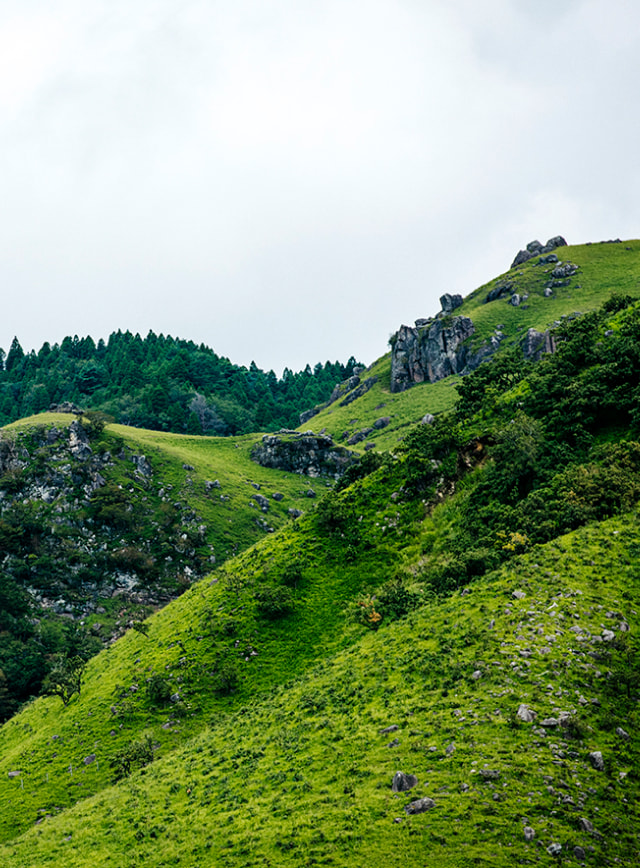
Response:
255,585,294,620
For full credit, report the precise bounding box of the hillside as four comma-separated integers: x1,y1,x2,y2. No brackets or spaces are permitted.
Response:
302,238,640,451
1,237,640,865
0,412,334,715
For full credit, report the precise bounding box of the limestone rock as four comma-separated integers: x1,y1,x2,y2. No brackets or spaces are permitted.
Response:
510,235,567,269
390,316,476,392
251,494,270,512
404,798,435,815
251,432,359,479
517,704,537,723
439,293,463,313
521,328,556,361
392,771,418,792
588,751,604,771
69,420,92,461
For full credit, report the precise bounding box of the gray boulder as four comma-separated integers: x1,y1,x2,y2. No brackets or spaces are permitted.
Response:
588,751,605,771
392,771,418,792
404,798,435,815
521,328,556,361
516,704,537,723
251,494,270,512
440,293,464,313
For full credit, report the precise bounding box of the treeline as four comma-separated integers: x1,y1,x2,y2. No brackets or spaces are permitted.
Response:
0,331,359,433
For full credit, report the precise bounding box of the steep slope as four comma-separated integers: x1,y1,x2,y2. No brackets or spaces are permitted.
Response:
1,515,638,866
0,412,336,713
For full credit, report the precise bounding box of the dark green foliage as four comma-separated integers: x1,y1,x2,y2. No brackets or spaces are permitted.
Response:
0,329,360,435
373,579,422,621
109,735,155,781
41,654,86,706
254,585,294,620
213,658,240,695
146,674,172,705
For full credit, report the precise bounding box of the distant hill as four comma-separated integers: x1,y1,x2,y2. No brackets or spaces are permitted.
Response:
0,329,360,434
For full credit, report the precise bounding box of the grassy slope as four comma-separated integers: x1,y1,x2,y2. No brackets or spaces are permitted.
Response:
5,412,323,565
1,513,638,867
306,240,640,450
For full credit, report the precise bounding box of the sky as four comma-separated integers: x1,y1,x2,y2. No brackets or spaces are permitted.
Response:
1,0,639,374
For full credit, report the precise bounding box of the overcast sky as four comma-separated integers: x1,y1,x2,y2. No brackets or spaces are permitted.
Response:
1,0,638,373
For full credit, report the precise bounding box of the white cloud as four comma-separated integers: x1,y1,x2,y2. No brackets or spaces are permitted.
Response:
0,0,639,372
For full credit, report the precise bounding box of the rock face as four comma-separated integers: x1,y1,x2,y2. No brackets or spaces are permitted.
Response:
251,432,359,479
521,328,556,361
390,316,476,392
511,236,567,269
440,293,464,313
68,420,92,461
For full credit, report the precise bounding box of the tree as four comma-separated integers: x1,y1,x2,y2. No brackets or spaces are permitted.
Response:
42,654,86,706
5,337,24,373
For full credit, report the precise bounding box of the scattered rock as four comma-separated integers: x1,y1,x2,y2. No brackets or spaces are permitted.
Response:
471,670,482,681
509,293,521,307
387,738,400,748
205,479,221,491
523,826,535,842
272,492,284,501
573,846,586,860
521,328,556,361
373,416,391,430
512,590,526,599
588,751,604,771
404,798,435,815
479,769,500,780
421,413,435,425
615,726,630,740
68,420,92,460
251,494,270,512
379,724,400,734
546,842,562,856
392,772,418,792
83,754,96,765
510,236,567,268
390,316,476,392
517,704,537,723
251,432,359,479
7,771,21,779
182,463,195,471
579,818,594,833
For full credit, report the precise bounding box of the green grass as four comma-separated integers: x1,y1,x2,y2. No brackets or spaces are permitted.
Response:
1,513,638,866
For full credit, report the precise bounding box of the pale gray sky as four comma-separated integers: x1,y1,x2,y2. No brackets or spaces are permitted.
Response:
1,0,639,373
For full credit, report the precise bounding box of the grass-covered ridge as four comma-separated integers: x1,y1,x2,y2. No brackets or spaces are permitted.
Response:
305,239,640,449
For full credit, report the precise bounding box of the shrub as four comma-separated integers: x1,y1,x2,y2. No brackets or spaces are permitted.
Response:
109,734,155,781
255,585,294,620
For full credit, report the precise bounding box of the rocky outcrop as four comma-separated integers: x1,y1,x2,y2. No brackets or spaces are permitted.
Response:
439,293,463,313
521,328,556,361
251,431,359,479
390,316,476,392
511,236,567,269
